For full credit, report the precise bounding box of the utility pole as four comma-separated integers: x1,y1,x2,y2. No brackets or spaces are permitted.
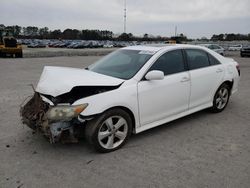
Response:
175,26,177,37
124,0,127,33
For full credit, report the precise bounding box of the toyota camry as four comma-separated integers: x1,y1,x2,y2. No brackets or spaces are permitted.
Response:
20,44,240,152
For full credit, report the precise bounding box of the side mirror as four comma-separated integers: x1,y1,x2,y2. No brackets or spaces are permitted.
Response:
145,70,164,81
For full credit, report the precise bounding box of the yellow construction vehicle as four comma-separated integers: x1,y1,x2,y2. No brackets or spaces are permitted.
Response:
0,31,23,58
165,40,176,44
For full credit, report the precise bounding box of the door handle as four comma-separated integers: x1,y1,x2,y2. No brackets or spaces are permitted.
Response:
216,68,223,73
180,77,190,82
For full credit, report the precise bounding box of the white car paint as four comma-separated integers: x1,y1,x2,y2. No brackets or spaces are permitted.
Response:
228,45,242,51
36,44,240,134
36,66,124,97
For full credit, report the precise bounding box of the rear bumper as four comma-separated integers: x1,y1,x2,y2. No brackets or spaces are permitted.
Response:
231,76,240,95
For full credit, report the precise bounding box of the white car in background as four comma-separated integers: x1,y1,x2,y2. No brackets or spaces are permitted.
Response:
228,44,242,51
20,44,240,152
199,44,225,56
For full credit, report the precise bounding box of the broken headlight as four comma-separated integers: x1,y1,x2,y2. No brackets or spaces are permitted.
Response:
47,104,88,122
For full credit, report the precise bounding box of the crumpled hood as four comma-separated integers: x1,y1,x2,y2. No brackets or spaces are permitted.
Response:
36,66,124,97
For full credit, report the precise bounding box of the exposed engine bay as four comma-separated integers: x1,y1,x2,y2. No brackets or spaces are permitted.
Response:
41,85,120,105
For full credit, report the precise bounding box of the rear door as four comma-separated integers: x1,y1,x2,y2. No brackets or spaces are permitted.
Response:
185,49,224,109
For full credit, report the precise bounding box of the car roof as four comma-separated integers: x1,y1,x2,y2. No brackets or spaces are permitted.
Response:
123,44,206,53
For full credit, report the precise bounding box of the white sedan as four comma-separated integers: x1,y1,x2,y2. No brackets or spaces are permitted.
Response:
228,45,242,51
20,44,240,152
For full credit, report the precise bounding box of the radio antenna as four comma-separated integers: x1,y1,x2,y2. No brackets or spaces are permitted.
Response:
124,0,127,33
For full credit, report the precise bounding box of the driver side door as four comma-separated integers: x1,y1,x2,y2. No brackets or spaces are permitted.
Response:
137,50,191,126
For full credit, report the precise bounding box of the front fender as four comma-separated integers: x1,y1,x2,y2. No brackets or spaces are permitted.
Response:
72,84,140,128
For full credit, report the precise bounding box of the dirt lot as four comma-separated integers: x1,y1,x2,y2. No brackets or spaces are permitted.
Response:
0,51,250,188
22,46,116,58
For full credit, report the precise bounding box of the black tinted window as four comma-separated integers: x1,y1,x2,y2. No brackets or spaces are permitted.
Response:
186,49,210,70
149,50,185,75
208,54,220,65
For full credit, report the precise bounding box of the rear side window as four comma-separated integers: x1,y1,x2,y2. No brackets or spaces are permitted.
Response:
185,49,210,70
149,50,185,75
208,54,221,65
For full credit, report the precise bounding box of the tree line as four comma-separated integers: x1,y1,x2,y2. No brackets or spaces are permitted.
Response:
0,24,249,41
211,33,250,41
0,24,114,40
0,24,188,42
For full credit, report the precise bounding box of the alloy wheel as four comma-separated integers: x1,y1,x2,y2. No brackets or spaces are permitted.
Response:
215,87,229,110
98,116,128,149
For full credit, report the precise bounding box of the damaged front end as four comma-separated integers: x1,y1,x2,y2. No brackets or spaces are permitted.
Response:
20,92,88,143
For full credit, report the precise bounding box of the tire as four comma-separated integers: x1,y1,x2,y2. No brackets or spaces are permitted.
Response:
210,83,231,113
16,52,23,58
85,108,132,153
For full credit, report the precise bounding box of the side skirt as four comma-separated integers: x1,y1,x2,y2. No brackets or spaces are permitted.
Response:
135,103,212,134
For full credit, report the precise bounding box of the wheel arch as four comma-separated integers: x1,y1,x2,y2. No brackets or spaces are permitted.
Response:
102,106,136,134
221,80,234,94
211,80,234,103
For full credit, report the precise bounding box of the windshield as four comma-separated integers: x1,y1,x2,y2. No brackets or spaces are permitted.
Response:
88,49,153,80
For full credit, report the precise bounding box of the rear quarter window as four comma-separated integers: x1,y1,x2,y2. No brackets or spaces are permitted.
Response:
208,54,221,65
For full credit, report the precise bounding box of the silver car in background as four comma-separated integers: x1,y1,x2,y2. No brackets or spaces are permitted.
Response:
199,44,225,56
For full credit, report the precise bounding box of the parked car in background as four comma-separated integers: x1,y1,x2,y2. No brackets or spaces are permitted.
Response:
240,46,250,57
199,44,225,56
20,44,240,152
27,42,46,48
228,45,242,51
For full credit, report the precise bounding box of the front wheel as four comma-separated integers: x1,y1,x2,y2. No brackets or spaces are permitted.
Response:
85,108,132,153
15,52,23,58
210,83,230,113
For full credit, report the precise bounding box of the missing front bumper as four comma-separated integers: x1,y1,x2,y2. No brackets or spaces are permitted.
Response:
20,92,79,143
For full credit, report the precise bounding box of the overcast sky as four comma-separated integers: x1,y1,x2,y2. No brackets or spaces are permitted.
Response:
1,0,250,38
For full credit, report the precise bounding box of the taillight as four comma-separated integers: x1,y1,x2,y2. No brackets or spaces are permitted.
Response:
236,64,240,76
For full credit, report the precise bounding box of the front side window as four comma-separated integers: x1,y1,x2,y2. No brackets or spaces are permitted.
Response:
149,50,185,75
185,49,210,70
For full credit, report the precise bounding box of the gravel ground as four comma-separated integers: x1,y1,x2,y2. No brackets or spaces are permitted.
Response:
0,51,249,188
23,46,116,58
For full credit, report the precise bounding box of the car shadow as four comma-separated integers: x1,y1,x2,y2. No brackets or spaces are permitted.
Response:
128,109,210,144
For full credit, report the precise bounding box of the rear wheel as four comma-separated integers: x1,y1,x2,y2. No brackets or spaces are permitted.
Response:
85,108,132,152
210,83,230,113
